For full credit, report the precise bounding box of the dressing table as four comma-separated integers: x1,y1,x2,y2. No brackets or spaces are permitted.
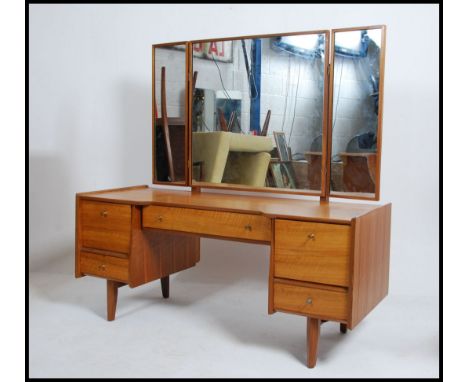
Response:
76,26,390,368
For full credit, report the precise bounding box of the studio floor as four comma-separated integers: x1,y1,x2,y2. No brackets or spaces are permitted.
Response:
29,239,439,378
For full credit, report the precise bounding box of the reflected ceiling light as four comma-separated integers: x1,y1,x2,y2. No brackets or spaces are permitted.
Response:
271,34,323,59
335,31,363,51
281,35,319,51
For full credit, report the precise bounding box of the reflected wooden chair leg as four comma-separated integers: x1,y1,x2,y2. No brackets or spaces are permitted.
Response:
260,109,271,136
340,323,347,334
217,108,228,132
192,70,198,96
161,66,175,182
161,276,170,299
107,280,125,321
307,317,320,368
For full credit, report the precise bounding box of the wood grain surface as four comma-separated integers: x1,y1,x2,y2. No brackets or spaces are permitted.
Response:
128,206,200,288
273,279,348,321
348,204,391,328
81,201,131,254
275,219,351,286
78,185,385,224
142,205,271,242
80,251,129,282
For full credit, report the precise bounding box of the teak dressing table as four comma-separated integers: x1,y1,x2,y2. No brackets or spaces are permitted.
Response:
76,26,390,368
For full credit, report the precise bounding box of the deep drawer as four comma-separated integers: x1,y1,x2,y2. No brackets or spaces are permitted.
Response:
143,205,271,242
274,219,351,287
81,201,131,254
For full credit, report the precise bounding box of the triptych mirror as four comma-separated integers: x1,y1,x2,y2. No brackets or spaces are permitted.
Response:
152,25,386,200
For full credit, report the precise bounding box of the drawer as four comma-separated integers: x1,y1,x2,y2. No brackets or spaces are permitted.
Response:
143,205,271,242
80,251,129,282
273,280,348,321
81,201,131,254
274,219,351,287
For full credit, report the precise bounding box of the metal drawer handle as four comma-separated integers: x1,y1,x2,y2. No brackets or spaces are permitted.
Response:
100,210,108,217
157,215,163,222
306,297,313,305
244,224,252,231
308,233,315,240
98,264,107,271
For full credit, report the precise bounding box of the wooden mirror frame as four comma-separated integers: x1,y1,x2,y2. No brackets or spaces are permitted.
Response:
326,25,386,201
151,26,386,202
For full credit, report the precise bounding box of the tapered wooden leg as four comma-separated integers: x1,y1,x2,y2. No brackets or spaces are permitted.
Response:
340,323,347,334
161,276,169,298
107,280,125,321
307,318,320,368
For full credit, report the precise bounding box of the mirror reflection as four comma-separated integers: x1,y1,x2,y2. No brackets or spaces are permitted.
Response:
330,28,383,196
191,33,326,191
154,44,187,183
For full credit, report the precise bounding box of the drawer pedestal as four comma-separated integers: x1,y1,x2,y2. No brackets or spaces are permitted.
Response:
76,199,200,321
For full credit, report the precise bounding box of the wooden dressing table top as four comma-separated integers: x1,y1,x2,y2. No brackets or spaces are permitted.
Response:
78,185,387,224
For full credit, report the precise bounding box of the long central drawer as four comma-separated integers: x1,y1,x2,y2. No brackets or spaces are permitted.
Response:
143,205,271,242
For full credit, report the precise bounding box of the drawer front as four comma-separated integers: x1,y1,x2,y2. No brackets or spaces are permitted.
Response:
80,251,129,282
275,219,351,287
81,201,131,254
143,205,271,242
273,281,348,321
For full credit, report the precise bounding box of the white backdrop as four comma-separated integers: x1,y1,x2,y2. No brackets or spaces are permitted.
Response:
29,4,438,303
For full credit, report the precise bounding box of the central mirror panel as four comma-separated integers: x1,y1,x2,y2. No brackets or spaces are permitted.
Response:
191,32,328,193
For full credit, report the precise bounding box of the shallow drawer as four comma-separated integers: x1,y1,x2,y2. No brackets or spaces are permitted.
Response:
80,251,129,282
143,205,271,242
275,219,351,287
81,201,131,254
273,280,348,321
